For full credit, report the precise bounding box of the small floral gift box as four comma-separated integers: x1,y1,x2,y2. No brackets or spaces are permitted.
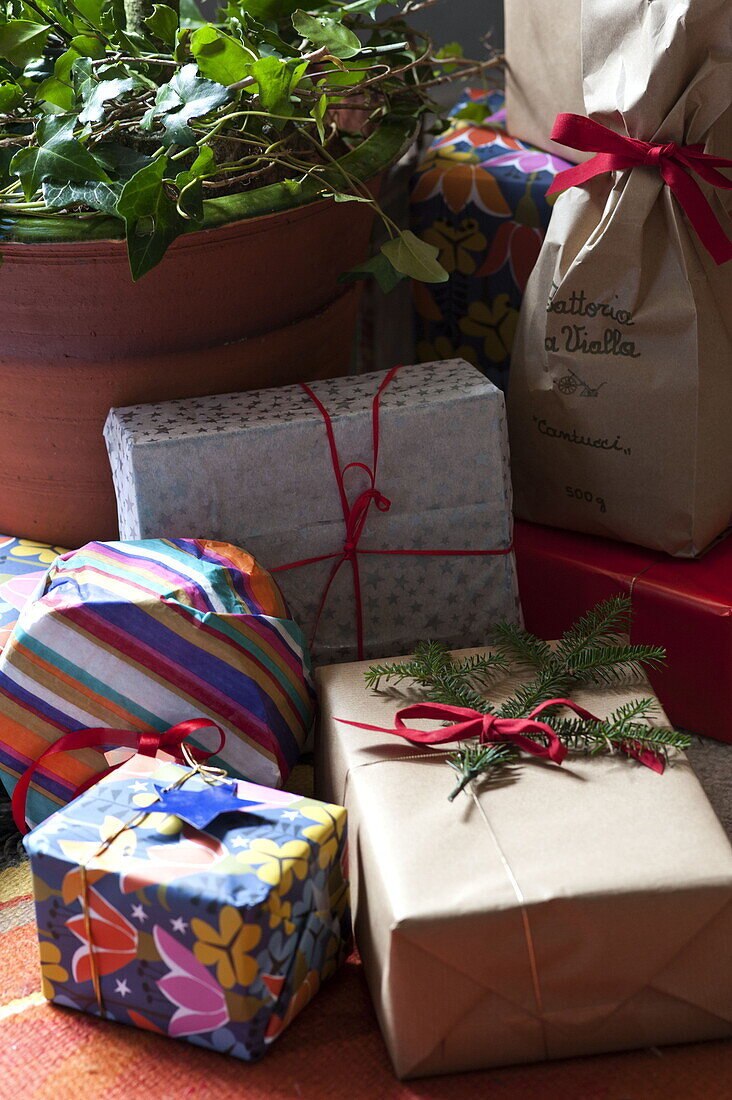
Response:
23,754,349,1060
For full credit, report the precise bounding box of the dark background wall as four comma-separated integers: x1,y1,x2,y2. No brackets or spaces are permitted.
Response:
405,0,503,56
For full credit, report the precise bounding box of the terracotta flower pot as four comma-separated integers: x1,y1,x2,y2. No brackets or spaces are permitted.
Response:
0,118,415,548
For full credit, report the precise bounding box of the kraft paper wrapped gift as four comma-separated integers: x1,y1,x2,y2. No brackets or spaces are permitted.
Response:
316,652,732,1078
504,0,732,165
23,753,349,1060
507,0,732,557
504,0,587,162
104,360,520,665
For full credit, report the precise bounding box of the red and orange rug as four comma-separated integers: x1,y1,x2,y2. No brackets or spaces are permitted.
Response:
2,857,731,1099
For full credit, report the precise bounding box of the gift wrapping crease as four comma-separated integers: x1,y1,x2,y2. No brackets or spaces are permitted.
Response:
316,651,732,1078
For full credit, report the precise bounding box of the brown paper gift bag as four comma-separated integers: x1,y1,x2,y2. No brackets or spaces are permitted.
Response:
507,0,732,557
316,650,732,1079
505,0,588,162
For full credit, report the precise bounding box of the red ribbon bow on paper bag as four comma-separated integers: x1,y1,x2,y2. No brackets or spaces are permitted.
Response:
547,112,732,264
12,718,225,833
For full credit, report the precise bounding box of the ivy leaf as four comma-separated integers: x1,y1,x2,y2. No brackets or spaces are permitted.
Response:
454,102,491,123
70,0,106,30
317,58,370,89
180,0,206,26
340,0,386,13
249,56,306,123
42,141,156,216
10,114,111,200
42,177,120,213
144,63,230,148
0,20,52,69
338,251,406,293
116,155,184,280
311,91,327,142
94,142,153,180
78,76,137,123
234,0,301,19
145,5,179,48
0,81,23,111
241,16,299,59
174,143,214,219
291,10,361,59
190,25,255,85
380,230,449,284
434,41,463,73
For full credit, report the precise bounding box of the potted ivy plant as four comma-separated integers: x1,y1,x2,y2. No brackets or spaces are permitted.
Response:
0,0,495,546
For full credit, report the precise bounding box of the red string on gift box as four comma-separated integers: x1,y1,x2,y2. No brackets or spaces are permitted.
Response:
547,113,732,264
271,365,514,660
11,718,225,833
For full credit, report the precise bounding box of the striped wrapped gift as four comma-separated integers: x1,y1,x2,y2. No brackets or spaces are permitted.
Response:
0,539,315,827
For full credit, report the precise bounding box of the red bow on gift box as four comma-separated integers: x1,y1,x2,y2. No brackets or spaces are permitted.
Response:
548,112,732,264
339,697,666,773
271,365,513,660
12,718,225,833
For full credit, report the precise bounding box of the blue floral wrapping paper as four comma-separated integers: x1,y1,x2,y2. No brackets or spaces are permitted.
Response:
23,755,349,1061
410,91,571,391
0,535,67,649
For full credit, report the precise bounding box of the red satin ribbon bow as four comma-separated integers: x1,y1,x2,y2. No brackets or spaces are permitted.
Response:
338,697,666,773
547,112,732,264
12,718,225,834
337,698,585,763
272,365,513,660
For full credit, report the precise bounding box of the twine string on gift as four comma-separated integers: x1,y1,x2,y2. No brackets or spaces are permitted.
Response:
74,728,228,1017
337,731,558,1058
271,364,514,659
547,112,732,264
466,785,549,1059
11,718,226,833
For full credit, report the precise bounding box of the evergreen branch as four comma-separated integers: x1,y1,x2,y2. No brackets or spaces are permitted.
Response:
365,642,504,711
553,595,631,667
492,621,551,669
446,742,515,802
362,597,681,800
566,643,667,684
452,651,508,685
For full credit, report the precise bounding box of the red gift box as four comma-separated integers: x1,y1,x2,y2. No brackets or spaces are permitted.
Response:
514,521,732,742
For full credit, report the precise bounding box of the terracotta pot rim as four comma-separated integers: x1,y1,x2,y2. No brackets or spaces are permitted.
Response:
0,115,417,250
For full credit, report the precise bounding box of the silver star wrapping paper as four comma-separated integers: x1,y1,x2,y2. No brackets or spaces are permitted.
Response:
104,360,521,663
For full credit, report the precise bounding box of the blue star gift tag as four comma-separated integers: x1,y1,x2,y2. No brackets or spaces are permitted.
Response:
152,781,261,829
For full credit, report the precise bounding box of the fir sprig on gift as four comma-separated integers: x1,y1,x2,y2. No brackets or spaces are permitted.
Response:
366,596,691,799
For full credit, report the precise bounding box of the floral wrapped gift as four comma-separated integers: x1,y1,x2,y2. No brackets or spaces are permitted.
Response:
24,754,349,1060
0,538,316,828
315,604,732,1078
410,91,570,391
0,535,68,650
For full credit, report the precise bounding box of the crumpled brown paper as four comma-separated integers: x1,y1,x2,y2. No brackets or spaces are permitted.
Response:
507,0,732,556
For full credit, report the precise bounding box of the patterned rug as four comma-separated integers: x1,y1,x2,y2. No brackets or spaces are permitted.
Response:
1,853,731,1099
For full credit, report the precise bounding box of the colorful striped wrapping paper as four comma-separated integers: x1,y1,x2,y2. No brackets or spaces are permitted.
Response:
0,539,316,827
